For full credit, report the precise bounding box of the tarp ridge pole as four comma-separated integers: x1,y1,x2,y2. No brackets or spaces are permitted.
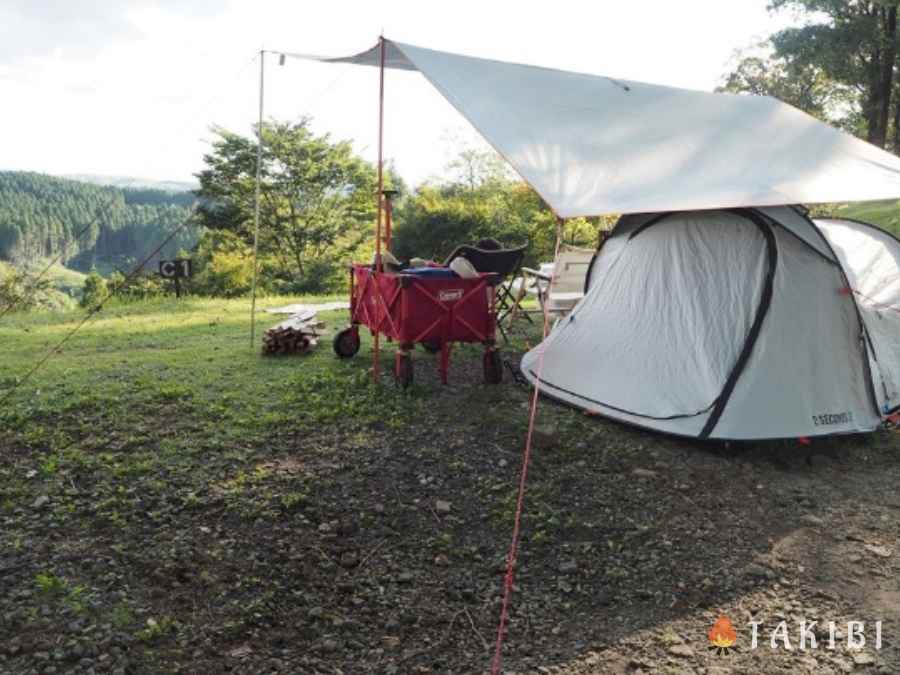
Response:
250,49,265,351
372,35,386,382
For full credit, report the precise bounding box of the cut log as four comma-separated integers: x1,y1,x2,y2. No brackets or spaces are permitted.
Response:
261,313,323,356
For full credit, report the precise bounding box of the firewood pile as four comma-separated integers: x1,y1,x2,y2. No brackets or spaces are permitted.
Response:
262,310,323,356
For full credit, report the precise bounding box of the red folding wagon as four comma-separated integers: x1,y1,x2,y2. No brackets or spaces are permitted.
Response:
324,40,505,387
333,264,504,387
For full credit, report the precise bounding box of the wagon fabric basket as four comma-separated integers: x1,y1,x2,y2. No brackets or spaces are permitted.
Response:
333,264,503,386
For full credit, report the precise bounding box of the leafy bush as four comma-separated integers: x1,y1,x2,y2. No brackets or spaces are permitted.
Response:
392,181,612,267
107,271,167,301
0,268,56,313
189,231,255,297
205,249,254,297
79,270,108,309
267,256,347,295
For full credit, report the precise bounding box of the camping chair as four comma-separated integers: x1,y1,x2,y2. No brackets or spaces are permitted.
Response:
444,242,528,342
520,244,594,324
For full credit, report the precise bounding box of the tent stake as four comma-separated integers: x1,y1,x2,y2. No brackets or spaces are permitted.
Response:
250,49,265,351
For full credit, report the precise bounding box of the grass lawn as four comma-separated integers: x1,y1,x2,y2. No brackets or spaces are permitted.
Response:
822,199,900,235
3,296,900,674
1,295,386,448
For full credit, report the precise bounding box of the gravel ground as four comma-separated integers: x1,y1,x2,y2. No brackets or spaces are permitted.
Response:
2,341,899,674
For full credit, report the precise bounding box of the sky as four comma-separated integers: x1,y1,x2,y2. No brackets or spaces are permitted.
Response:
0,0,796,187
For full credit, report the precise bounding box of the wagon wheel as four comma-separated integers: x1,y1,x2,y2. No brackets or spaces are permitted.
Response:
333,328,360,359
420,340,441,354
483,349,503,385
395,352,414,388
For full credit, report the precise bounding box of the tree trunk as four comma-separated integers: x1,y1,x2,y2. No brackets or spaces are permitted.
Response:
893,97,900,154
867,38,884,145
874,6,898,149
866,90,882,145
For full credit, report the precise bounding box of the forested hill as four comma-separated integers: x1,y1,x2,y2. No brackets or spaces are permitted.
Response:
0,171,199,272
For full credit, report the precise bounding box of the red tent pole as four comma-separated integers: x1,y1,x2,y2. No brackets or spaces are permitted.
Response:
372,35,386,382
376,36,385,268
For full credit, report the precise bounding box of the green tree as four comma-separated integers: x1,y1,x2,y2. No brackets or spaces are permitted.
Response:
195,119,381,293
445,146,515,191
393,149,612,267
765,0,900,147
719,48,856,127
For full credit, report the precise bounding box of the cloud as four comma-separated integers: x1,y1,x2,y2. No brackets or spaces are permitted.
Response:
0,0,795,185
0,0,228,64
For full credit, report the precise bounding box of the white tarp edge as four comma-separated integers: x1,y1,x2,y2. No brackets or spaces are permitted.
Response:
289,39,900,217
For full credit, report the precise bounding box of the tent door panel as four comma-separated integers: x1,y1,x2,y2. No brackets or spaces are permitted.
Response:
712,224,880,438
533,211,769,421
816,218,900,413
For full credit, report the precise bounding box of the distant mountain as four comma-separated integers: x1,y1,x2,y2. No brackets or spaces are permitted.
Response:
0,171,199,274
61,174,198,193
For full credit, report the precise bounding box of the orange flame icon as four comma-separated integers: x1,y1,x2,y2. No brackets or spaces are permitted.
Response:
708,615,737,654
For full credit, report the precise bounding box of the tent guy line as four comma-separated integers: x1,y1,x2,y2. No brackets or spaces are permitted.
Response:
491,219,565,675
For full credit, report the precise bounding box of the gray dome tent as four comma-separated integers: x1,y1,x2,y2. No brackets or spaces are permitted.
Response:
521,206,900,440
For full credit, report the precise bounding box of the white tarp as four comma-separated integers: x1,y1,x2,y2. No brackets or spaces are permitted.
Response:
296,39,900,217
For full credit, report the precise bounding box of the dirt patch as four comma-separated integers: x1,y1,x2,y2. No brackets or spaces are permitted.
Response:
2,344,900,674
